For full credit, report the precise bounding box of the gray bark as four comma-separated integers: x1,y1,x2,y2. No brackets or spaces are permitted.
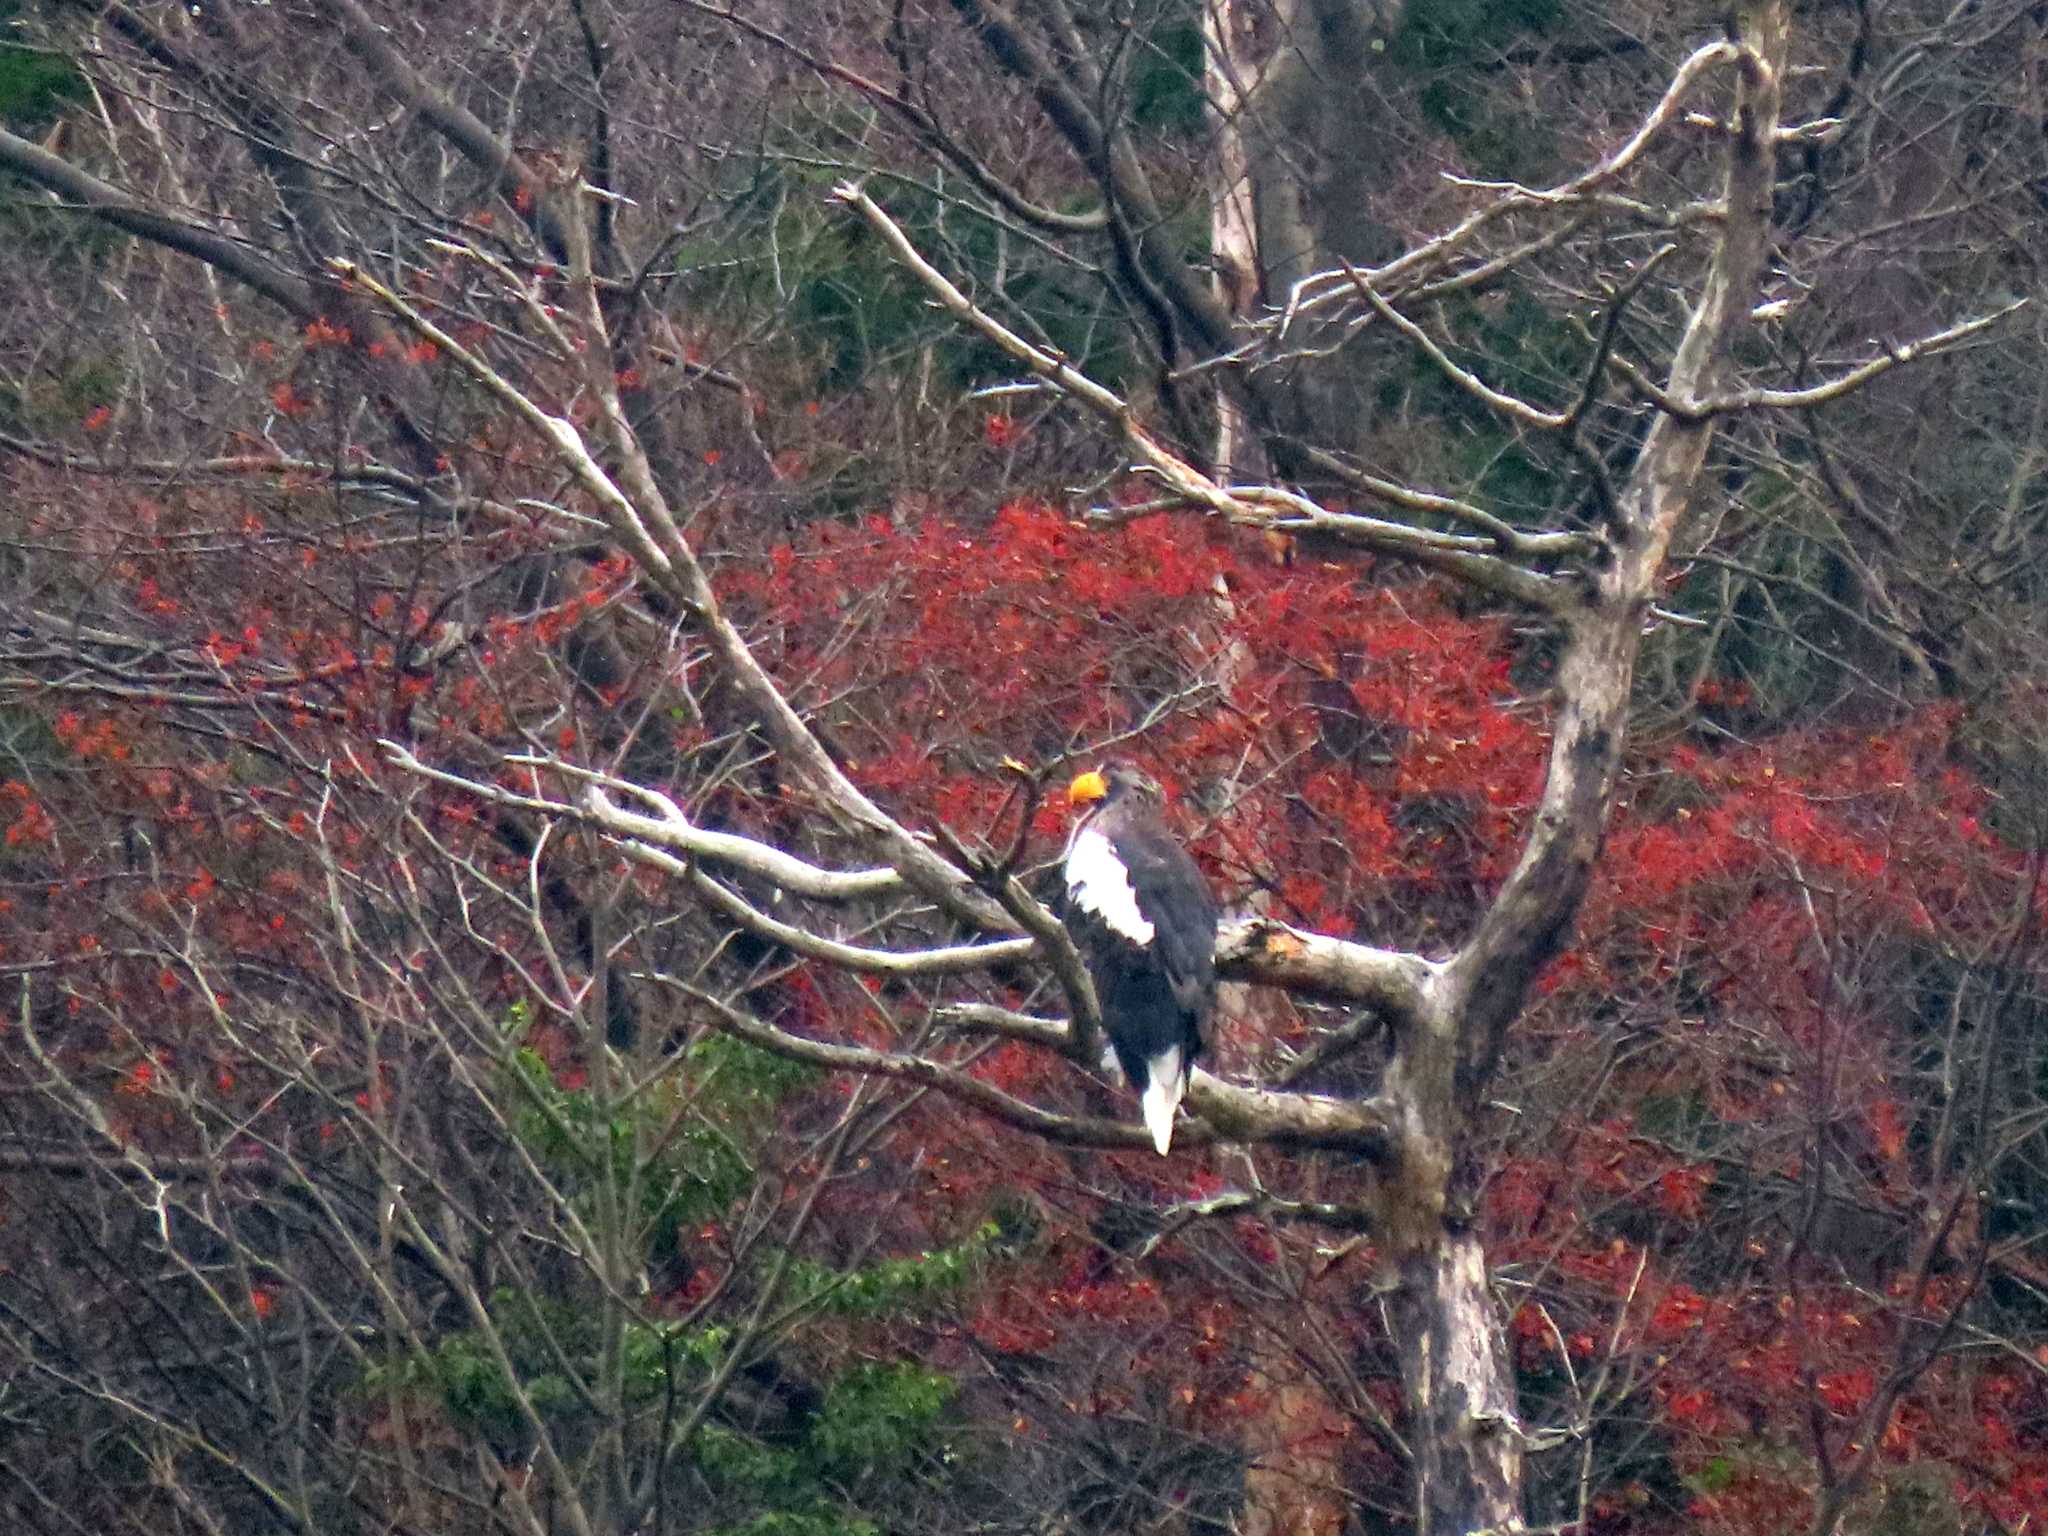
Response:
1387,1229,1526,1536
1369,8,1790,1530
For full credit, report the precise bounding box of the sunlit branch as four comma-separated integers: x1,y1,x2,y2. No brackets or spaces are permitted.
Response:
687,868,1037,977
582,792,906,904
931,1003,1071,1050
422,237,584,359
331,256,683,566
1218,918,1438,1027
1085,483,1539,560
1495,38,1740,198
344,251,1021,932
934,1000,1408,1156
381,744,903,903
1342,261,1569,431
387,740,1442,1027
393,746,1098,1054
1287,445,1596,559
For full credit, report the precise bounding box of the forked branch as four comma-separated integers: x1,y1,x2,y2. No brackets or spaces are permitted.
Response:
675,984,1398,1157
830,183,1568,610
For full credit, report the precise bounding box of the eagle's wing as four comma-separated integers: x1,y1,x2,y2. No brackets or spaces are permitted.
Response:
1111,817,1218,1021
1060,805,1217,1155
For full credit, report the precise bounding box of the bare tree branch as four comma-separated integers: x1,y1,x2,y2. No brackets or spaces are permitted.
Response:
675,982,1397,1157
831,183,1569,610
0,126,316,318
1619,301,2028,419
1444,7,1792,1073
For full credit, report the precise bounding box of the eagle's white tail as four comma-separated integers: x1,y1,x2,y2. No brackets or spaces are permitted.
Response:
1140,1044,1186,1156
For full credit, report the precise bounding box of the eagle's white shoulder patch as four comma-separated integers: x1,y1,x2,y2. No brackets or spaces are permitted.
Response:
1064,826,1155,944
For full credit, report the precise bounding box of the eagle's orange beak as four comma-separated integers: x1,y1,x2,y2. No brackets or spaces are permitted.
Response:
1067,770,1108,808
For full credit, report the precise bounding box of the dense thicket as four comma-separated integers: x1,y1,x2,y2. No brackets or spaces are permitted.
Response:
3,4,2046,1535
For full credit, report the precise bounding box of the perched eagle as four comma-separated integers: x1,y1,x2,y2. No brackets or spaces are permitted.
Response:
1062,765,1218,1154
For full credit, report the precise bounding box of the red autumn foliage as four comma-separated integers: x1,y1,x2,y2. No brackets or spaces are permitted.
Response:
5,457,2047,1535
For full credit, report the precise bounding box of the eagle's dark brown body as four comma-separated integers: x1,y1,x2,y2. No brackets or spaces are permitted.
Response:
1062,765,1217,1154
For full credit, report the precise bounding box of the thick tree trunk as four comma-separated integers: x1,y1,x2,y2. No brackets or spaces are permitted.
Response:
1198,1,1415,475
1204,0,1266,479
1370,12,1789,1532
1237,0,1408,465
1386,1229,1525,1535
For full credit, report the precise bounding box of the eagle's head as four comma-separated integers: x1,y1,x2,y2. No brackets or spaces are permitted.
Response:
1067,762,1162,810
